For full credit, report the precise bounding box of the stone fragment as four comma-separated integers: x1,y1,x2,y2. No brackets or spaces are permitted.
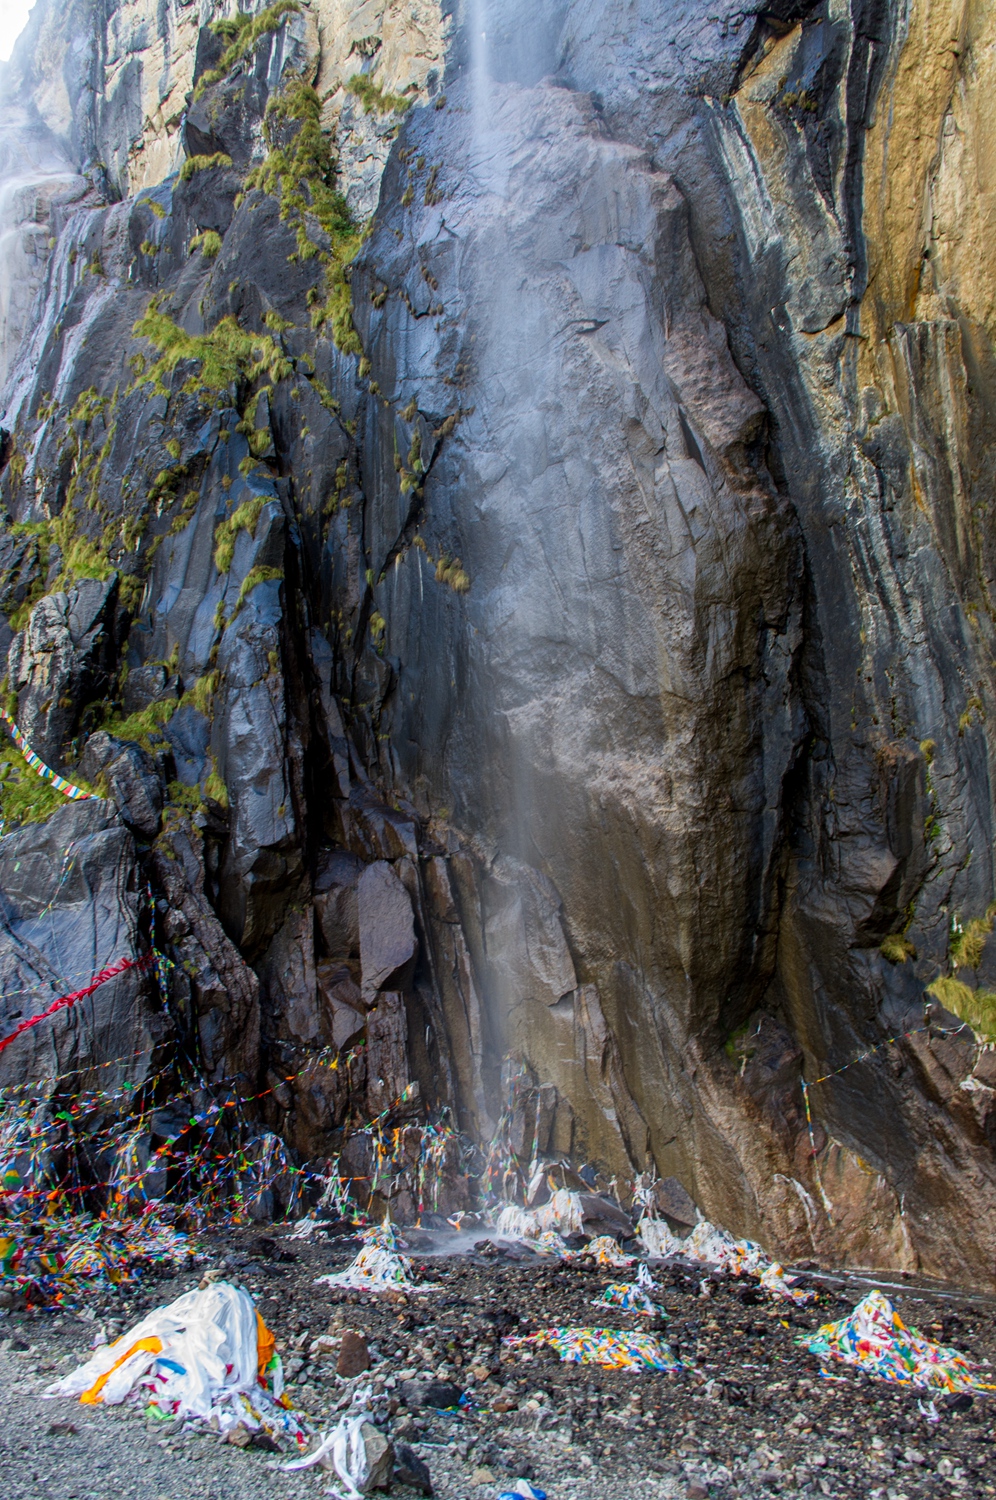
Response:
226,1424,252,1447
394,1441,433,1495
337,1328,370,1377
359,1421,393,1490
653,1177,700,1227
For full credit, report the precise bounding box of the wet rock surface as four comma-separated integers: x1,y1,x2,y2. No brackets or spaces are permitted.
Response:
0,0,994,1296
3,1232,996,1500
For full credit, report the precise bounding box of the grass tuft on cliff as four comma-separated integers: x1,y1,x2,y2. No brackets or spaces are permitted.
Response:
130,304,292,404
100,699,177,755
214,497,266,573
234,564,283,614
926,975,996,1043
0,742,95,826
179,153,233,183
242,80,362,355
346,74,412,116
194,2,301,100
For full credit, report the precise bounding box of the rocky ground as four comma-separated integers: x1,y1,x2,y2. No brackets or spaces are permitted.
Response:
0,1226,994,1500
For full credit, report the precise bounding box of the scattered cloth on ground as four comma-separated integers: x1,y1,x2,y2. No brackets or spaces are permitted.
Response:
287,1216,333,1240
592,1262,662,1317
45,1278,308,1447
315,1222,435,1295
801,1290,996,1393
642,1214,814,1303
637,1216,682,1258
584,1235,634,1268
284,1402,393,1499
532,1229,573,1258
682,1220,767,1276
505,1325,680,1371
759,1262,815,1304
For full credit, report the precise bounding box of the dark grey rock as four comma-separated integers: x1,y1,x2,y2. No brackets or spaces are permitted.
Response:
394,1442,433,1496
149,816,259,1082
399,1379,463,1412
78,730,163,838
0,798,164,1094
164,704,211,789
0,0,994,1286
358,862,417,996
7,576,119,769
314,849,364,958
653,1178,700,1229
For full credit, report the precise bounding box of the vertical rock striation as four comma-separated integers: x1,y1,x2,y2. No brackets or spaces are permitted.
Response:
0,0,994,1285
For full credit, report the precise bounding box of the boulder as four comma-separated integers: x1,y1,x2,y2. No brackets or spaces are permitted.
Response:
653,1177,701,1229
394,1442,433,1495
399,1379,463,1411
578,1193,634,1240
359,1422,393,1491
336,1329,370,1378
358,861,417,996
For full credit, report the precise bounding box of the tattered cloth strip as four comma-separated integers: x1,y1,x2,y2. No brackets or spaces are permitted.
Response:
47,1279,308,1449
315,1221,437,1295
505,1326,680,1371
592,1262,662,1317
494,1189,585,1242
0,952,153,1058
532,1229,573,1258
681,1220,768,1276
0,710,96,801
637,1216,682,1258
584,1234,634,1268
801,1290,996,1393
759,1262,815,1304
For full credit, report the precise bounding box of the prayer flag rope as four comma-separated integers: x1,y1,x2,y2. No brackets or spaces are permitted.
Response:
0,952,153,1058
0,709,98,802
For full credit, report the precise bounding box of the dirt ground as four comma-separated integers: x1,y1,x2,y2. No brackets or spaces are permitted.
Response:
1,1225,994,1500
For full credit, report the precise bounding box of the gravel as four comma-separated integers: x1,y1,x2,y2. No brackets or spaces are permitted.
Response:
1,1226,995,1500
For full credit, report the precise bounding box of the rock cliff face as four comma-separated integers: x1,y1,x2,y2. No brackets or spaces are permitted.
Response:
1,0,996,1285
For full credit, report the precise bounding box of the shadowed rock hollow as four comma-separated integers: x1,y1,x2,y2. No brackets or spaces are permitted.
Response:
1,0,996,1287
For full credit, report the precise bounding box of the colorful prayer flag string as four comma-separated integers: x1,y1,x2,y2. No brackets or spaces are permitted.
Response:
0,709,98,802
